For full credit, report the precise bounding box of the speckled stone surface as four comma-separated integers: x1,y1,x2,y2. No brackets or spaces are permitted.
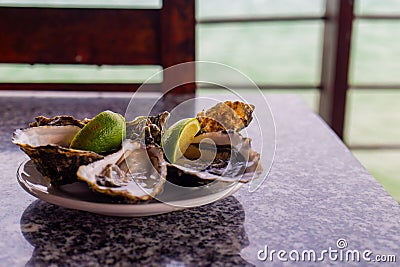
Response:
0,94,399,266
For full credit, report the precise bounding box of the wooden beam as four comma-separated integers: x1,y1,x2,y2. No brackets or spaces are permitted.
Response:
350,84,400,90
197,15,326,24
319,0,354,139
349,143,400,150
197,83,321,90
0,7,160,65
355,14,400,20
0,83,161,92
160,0,195,109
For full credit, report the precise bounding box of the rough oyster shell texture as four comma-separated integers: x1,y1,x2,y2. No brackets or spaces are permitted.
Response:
29,115,90,128
167,100,261,187
196,101,255,133
13,116,103,185
167,131,261,187
126,111,170,145
77,140,167,202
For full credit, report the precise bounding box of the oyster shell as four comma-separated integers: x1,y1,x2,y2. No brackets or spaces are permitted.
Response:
197,101,255,133
29,115,90,128
126,111,170,145
77,140,167,202
167,131,261,187
12,125,103,185
168,101,259,187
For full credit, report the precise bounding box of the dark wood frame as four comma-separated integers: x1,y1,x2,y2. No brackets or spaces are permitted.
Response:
0,0,195,95
318,0,354,140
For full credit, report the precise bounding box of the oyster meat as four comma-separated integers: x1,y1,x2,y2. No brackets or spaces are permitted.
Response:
77,140,167,202
13,115,103,185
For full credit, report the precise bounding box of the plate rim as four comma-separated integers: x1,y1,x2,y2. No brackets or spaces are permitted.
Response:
17,160,244,217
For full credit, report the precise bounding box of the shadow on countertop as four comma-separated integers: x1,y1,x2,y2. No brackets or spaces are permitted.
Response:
20,197,253,266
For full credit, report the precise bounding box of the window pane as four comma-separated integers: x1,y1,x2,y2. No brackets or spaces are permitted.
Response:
350,21,400,84
0,0,161,8
353,150,400,202
197,0,325,19
345,90,400,145
0,64,162,83
355,0,400,15
197,22,323,85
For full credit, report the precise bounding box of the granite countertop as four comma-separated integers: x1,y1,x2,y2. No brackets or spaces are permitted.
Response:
0,94,399,266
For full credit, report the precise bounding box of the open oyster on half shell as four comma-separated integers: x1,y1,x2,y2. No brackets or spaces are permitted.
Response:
12,116,103,185
77,140,167,202
167,130,261,187
166,101,262,187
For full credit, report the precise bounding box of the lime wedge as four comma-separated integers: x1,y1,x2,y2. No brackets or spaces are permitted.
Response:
161,118,201,163
70,110,126,154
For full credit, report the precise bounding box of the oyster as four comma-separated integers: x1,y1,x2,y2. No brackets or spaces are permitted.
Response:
167,131,261,187
197,101,255,133
126,111,170,145
12,124,103,185
77,140,167,202
167,101,260,187
29,115,90,128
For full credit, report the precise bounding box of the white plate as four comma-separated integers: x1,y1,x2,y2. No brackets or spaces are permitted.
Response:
17,160,243,217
